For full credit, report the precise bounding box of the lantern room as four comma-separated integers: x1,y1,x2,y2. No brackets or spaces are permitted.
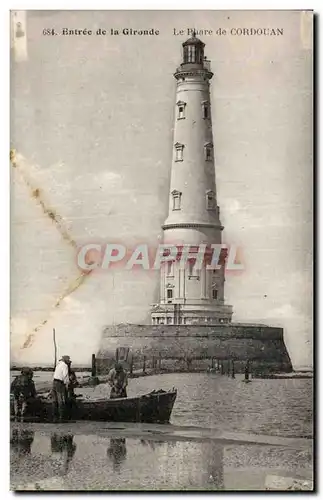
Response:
182,32,205,65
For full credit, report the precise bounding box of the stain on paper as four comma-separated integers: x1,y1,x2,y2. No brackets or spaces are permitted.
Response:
22,271,92,349
11,149,94,349
10,150,77,249
11,11,28,62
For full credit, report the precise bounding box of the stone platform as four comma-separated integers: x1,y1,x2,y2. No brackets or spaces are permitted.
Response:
98,323,292,373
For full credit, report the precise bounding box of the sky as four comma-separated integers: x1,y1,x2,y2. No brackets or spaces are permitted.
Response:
10,10,313,368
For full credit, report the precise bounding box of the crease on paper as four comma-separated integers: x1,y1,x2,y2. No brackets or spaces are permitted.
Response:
10,149,94,349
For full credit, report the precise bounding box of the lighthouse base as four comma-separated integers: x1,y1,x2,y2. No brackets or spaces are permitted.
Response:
151,302,233,326
97,323,293,374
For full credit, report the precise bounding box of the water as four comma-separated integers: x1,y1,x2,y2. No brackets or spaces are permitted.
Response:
10,428,313,491
84,373,313,438
10,373,313,490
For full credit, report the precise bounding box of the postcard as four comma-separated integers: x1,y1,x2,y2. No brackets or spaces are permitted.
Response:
10,10,313,491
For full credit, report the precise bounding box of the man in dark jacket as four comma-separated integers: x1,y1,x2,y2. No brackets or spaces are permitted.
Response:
107,363,128,399
66,368,78,419
11,368,37,422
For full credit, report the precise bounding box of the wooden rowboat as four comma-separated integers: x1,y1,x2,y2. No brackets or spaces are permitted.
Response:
10,389,177,424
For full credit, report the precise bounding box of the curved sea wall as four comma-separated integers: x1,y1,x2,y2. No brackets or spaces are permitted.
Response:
97,323,292,374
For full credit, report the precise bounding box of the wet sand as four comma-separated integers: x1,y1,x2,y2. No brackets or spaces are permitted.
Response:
10,422,313,491
10,373,313,491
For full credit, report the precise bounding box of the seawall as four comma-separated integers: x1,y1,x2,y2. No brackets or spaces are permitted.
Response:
97,323,293,374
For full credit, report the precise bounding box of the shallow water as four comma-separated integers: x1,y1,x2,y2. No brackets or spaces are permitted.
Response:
10,373,313,490
81,373,313,438
10,429,313,491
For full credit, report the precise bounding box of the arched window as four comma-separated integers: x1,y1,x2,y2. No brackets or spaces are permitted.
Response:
172,190,182,210
177,101,186,120
174,143,184,162
188,261,200,279
206,190,217,210
204,143,213,161
167,260,174,276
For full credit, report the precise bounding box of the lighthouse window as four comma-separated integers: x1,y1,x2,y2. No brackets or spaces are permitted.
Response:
167,260,174,276
167,289,173,300
172,190,182,210
206,190,217,210
204,143,213,161
177,101,186,120
174,143,184,162
212,289,218,300
187,45,196,63
202,102,210,119
188,261,200,278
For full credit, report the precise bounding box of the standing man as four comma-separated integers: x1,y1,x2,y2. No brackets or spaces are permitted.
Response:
66,367,79,419
107,363,128,399
52,355,71,422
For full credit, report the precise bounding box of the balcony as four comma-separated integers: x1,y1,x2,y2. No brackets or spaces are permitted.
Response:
175,59,212,74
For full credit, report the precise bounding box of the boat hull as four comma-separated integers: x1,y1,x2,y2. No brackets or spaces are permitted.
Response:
10,389,177,424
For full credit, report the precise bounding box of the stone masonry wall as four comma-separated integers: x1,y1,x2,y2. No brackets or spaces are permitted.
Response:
97,323,293,373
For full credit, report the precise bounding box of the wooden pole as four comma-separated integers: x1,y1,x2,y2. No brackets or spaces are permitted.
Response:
231,360,235,379
130,355,133,375
245,360,250,381
91,354,96,377
53,328,57,371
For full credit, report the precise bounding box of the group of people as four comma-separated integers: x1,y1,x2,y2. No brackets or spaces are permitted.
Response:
10,355,78,422
11,357,129,422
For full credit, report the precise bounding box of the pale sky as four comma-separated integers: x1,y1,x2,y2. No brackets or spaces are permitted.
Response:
11,10,313,368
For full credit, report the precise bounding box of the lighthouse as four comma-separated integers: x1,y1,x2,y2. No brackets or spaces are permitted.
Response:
151,33,233,326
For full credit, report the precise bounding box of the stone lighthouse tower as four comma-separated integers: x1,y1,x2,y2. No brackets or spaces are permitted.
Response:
151,34,233,326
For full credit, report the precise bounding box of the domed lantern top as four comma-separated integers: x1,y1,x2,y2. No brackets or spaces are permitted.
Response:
182,31,205,65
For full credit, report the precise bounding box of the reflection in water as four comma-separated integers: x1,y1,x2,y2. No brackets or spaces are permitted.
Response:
204,442,224,490
50,433,76,476
10,428,34,456
107,438,127,473
10,430,229,490
140,439,175,450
